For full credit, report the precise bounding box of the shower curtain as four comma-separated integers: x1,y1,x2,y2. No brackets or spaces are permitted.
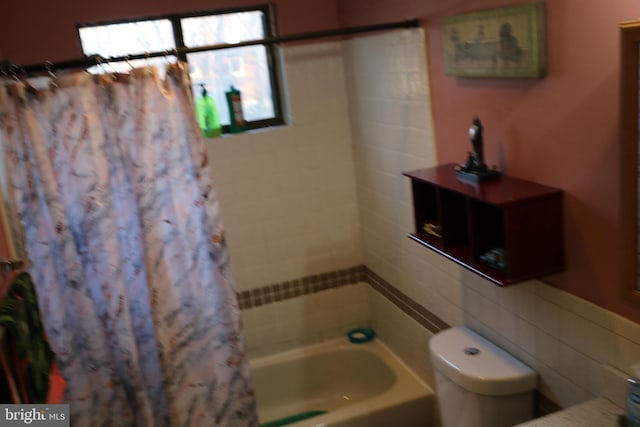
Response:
0,64,257,426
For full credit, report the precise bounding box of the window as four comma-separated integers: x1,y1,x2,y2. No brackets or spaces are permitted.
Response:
77,5,284,133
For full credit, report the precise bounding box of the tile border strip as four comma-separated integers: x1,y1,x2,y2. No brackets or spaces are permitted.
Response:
236,265,366,310
363,266,450,334
236,264,448,334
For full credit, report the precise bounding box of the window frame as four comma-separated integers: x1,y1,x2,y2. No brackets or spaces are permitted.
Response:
76,4,285,133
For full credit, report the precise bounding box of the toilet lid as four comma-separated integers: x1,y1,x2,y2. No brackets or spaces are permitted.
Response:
429,326,537,396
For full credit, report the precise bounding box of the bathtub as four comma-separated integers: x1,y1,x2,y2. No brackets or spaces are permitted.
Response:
250,337,435,427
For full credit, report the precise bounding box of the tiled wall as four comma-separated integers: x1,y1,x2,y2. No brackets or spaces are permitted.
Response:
344,28,640,411
205,41,362,294
204,41,370,359
241,279,370,358
461,272,640,409
242,282,371,358
237,265,366,310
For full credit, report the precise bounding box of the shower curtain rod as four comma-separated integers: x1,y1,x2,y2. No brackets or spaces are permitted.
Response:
3,18,420,76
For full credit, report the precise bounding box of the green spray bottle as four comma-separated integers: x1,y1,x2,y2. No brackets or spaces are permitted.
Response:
196,84,221,138
225,85,245,133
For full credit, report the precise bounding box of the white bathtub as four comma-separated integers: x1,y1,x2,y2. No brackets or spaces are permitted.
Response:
250,337,435,427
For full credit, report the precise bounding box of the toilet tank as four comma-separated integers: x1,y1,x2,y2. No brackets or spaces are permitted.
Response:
429,326,537,427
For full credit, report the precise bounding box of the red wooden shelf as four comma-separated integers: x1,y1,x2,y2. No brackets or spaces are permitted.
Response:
404,164,564,286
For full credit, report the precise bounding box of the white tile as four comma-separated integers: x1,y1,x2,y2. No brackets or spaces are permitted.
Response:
470,320,503,348
537,298,561,337
437,301,464,327
612,335,640,375
571,294,615,331
584,322,617,366
427,262,458,305
612,312,640,346
559,341,592,390
461,287,484,323
495,282,521,309
482,297,502,333
559,308,590,353
497,305,520,344
535,362,564,407
517,318,538,356
558,380,594,409
599,364,629,408
586,358,606,397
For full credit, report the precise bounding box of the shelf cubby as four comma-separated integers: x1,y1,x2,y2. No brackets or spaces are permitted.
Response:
403,164,564,286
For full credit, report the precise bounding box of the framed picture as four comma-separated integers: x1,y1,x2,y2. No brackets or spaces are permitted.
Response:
442,2,546,78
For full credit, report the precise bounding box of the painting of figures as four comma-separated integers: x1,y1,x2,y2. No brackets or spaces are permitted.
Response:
442,3,546,78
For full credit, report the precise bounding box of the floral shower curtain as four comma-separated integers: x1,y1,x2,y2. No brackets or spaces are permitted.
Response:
0,64,257,426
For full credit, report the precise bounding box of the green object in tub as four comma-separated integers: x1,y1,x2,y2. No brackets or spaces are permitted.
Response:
347,327,376,343
260,410,327,427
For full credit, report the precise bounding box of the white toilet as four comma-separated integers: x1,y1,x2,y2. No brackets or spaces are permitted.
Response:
429,326,537,427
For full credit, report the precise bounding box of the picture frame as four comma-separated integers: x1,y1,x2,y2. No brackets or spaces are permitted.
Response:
442,2,546,78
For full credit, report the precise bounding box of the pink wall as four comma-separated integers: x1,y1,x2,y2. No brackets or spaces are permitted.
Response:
338,0,640,322
0,0,340,65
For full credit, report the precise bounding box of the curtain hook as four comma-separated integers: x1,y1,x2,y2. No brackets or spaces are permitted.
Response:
83,54,98,75
44,61,56,78
0,61,10,79
144,51,155,76
9,64,26,84
162,50,171,65
124,55,135,71
105,58,118,73
171,48,185,71
95,55,107,74
94,55,116,81
45,60,58,89
103,56,119,80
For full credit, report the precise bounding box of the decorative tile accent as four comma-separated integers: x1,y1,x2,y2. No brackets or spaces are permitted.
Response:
237,265,366,309
237,264,448,334
364,266,450,334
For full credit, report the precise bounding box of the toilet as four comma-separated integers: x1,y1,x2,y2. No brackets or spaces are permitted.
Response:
429,326,537,427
